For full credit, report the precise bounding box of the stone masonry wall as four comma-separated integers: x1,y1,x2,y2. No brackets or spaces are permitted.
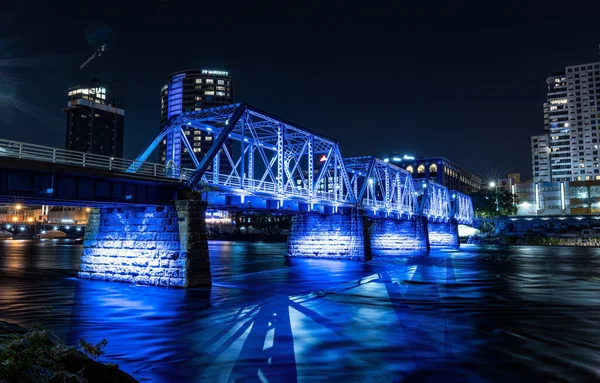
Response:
428,219,459,248
79,200,210,288
369,215,430,253
286,211,370,260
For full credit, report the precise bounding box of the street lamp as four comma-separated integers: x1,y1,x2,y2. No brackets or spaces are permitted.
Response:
489,181,499,212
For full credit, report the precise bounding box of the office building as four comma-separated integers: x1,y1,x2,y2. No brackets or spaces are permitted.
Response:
394,156,483,193
532,62,600,183
159,69,234,170
64,79,124,157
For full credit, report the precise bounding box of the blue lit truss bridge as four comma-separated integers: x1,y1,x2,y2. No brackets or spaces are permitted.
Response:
123,102,474,223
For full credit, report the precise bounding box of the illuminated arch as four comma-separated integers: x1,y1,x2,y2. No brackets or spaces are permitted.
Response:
429,164,437,173
406,165,414,173
417,164,425,174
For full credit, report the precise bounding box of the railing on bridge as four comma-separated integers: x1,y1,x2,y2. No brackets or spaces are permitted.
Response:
0,138,192,181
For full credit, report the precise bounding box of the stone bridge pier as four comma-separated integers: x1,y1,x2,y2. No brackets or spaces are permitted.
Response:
427,219,459,248
79,194,211,288
286,210,433,259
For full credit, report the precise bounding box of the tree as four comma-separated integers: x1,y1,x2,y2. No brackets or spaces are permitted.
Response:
469,187,518,218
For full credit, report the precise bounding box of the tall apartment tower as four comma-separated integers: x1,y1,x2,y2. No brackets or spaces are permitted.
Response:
64,79,125,157
159,69,234,170
532,62,600,182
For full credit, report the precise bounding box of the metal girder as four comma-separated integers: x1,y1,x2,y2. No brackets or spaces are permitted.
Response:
415,180,451,221
452,192,474,224
187,103,247,187
345,156,417,214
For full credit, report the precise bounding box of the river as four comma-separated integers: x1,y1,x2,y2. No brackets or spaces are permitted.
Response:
1,240,600,382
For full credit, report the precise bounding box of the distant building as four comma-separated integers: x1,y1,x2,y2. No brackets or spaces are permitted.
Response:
64,79,124,158
159,69,234,171
394,156,482,194
532,62,600,183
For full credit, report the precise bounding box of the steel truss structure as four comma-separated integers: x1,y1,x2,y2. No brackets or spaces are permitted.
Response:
129,103,474,224
452,192,475,224
130,103,355,207
344,156,417,216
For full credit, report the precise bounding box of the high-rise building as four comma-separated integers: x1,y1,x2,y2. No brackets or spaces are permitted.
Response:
64,79,124,158
532,62,600,182
159,69,234,170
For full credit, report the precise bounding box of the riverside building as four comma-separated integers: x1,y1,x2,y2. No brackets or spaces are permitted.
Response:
532,62,600,183
64,79,124,158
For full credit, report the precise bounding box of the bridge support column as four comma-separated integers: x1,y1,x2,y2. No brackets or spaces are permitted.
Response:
368,215,430,254
428,219,459,248
79,197,211,287
286,210,371,260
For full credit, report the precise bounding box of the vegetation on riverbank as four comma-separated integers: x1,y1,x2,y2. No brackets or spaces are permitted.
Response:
471,234,600,247
0,315,137,383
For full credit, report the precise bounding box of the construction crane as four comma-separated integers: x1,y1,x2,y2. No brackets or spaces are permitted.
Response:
79,44,106,70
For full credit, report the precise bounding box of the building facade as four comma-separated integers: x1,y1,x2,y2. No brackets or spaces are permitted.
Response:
159,69,234,170
532,62,600,183
64,80,124,158
396,156,482,193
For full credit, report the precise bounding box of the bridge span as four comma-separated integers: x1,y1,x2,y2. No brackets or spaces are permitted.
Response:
0,102,473,288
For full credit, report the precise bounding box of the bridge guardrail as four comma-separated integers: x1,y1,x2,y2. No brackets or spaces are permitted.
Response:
0,139,188,182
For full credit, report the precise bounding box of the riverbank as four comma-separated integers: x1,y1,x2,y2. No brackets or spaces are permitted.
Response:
0,320,137,383
470,234,600,246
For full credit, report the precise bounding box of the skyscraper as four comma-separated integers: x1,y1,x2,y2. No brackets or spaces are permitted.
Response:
159,69,234,170
532,62,600,182
64,79,124,158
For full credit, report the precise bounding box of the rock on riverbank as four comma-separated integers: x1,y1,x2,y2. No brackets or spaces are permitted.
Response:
0,320,137,383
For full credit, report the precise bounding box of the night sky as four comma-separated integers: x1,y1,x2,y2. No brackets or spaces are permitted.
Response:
1,0,600,180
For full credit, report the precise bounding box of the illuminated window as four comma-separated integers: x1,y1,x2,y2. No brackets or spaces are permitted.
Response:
195,79,202,84
185,130,190,135
195,96,202,101
406,166,414,173
204,91,214,95
194,136,202,141
417,165,425,173
194,130,202,135
429,164,437,173
205,136,213,141
216,86,226,91
216,91,226,96
206,79,214,84
193,148,201,153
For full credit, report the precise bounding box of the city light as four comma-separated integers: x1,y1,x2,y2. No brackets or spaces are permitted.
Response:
27,217,33,222
320,155,327,162
12,217,17,222
86,207,91,212
489,181,496,188
14,204,22,210
5,224,11,229
53,226,58,230
19,226,25,231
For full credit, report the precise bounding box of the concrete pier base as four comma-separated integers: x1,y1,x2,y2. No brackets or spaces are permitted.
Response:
369,215,430,254
286,211,370,260
428,219,459,248
79,199,211,287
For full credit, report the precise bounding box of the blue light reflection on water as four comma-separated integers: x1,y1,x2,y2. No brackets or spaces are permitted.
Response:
2,241,600,381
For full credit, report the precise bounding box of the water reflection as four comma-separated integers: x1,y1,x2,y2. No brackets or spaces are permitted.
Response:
2,241,600,381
